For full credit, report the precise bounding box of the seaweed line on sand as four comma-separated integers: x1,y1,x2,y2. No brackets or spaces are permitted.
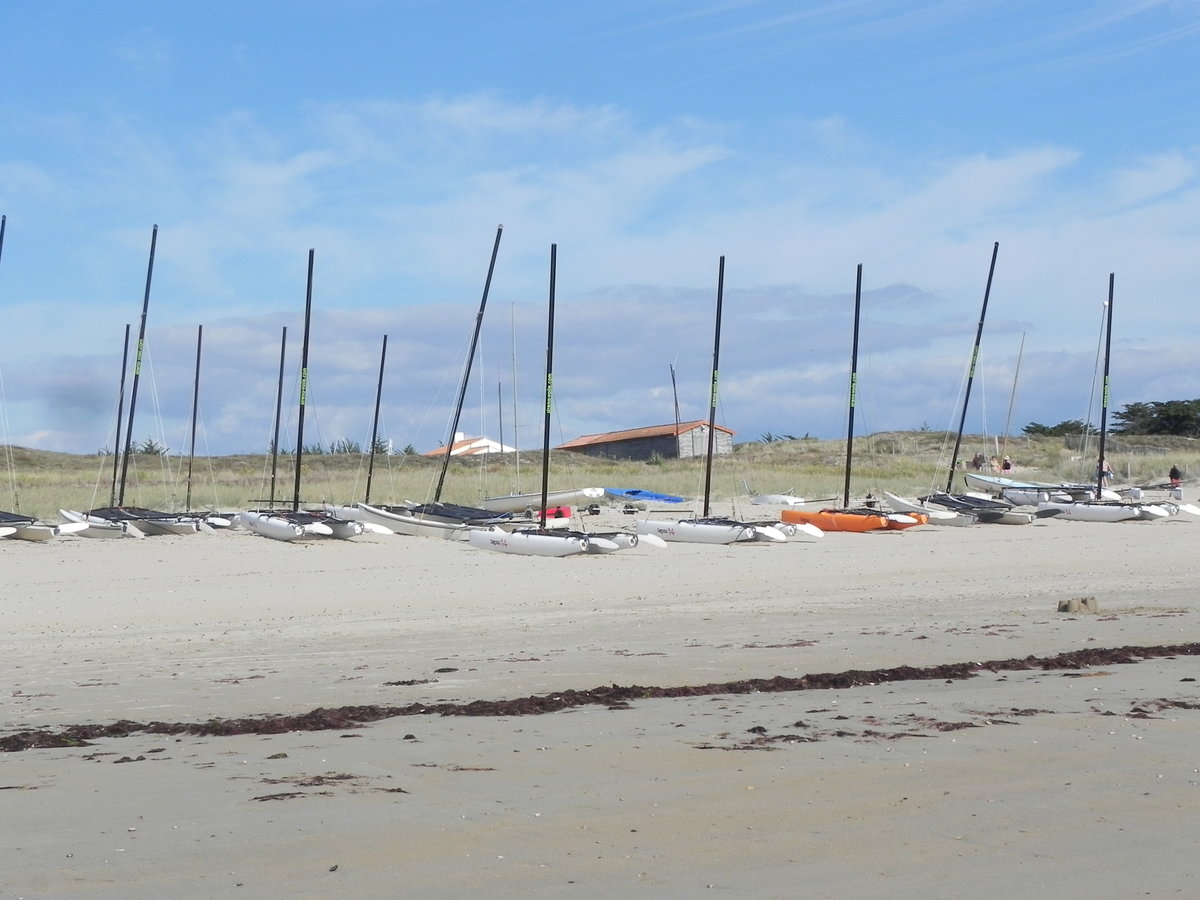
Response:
3,643,1197,753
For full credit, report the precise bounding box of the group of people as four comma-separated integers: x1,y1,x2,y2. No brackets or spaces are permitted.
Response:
969,453,1013,474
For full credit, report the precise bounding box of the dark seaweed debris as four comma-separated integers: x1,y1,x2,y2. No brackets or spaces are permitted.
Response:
3,643,1196,753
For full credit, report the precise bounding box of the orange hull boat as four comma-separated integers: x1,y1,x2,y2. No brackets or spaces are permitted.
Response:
781,508,889,533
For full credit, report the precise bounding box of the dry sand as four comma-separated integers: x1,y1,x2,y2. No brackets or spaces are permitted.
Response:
2,509,1198,899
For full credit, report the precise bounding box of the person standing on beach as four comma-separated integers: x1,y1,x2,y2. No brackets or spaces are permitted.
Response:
1001,456,1013,474
1169,464,1182,487
1099,458,1114,487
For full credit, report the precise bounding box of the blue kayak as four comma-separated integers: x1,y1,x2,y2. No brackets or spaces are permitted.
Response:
604,487,685,504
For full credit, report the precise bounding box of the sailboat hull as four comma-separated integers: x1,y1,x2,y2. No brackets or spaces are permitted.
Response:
59,509,142,538
1036,501,1142,522
467,527,588,556
235,511,306,541
781,508,889,532
635,519,753,544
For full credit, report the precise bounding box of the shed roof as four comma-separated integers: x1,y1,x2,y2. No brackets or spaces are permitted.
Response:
424,435,515,457
555,419,734,450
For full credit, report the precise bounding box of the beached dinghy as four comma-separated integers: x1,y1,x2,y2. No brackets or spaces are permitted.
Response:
0,511,89,541
241,252,365,543
963,471,1114,503
636,258,801,546
80,506,203,535
922,491,1041,525
235,510,307,541
781,507,893,532
787,266,918,534
635,517,756,544
59,508,144,538
1034,499,1143,522
1036,277,1165,525
881,492,975,527
467,525,597,556
469,245,612,558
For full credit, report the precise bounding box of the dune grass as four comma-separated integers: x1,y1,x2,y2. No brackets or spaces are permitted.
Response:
3,432,1196,523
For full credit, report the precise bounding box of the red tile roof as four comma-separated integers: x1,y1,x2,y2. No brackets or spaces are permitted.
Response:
555,419,733,450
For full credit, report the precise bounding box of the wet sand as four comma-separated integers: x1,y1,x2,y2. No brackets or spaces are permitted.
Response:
2,511,1198,898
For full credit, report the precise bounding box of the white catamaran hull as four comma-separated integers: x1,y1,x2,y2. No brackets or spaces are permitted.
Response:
332,503,479,541
964,472,1120,503
235,511,306,541
635,518,754,544
59,509,143,539
1035,501,1142,522
467,526,590,557
7,522,83,541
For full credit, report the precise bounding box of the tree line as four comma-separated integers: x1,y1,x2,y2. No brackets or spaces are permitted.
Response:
1023,399,1200,438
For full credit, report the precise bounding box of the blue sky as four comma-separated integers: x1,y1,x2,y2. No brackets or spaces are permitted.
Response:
2,1,1199,470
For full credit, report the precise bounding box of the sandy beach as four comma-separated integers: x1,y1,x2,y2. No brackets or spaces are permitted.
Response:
2,510,1198,899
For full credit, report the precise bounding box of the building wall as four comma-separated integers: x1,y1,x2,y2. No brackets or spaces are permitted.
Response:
678,427,733,459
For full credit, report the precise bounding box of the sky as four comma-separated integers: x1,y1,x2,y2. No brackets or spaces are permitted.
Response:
2,0,1199,467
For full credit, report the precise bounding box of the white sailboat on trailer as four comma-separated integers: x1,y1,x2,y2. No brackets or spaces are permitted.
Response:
636,256,810,545
468,244,617,557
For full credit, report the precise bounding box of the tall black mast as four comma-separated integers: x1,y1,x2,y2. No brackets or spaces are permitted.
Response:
435,224,503,502
538,244,557,530
364,334,388,505
842,264,862,509
291,249,315,512
117,225,158,506
945,241,1000,492
1096,273,1115,500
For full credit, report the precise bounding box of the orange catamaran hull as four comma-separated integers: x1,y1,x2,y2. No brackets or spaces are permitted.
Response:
781,508,889,532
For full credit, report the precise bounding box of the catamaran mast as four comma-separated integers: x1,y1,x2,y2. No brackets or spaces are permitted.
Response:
945,242,1000,492
702,256,725,519
538,243,557,530
364,334,388,505
1095,273,1115,500
184,325,203,511
291,249,315,512
434,225,503,502
117,225,158,506
843,264,862,509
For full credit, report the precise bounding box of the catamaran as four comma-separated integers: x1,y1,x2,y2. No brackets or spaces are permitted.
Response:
637,257,812,545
